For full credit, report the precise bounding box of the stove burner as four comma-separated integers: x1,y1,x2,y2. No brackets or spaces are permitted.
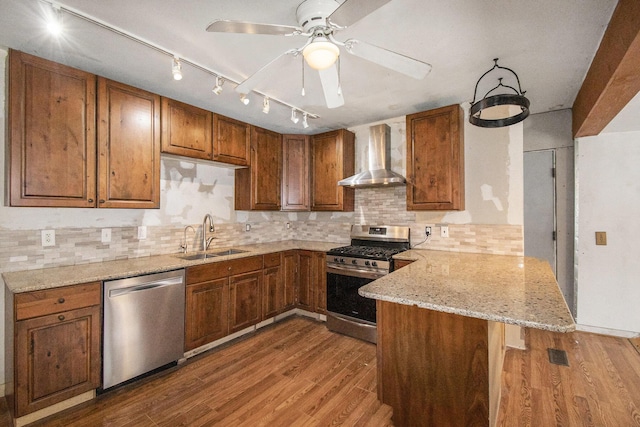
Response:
327,245,405,261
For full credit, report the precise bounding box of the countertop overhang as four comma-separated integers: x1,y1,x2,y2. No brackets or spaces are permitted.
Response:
359,249,576,333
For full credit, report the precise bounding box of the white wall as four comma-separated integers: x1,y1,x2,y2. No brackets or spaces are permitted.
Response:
575,131,640,334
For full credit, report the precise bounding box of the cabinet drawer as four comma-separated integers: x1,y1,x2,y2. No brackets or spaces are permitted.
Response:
15,282,101,321
228,256,263,276
263,252,282,268
186,256,264,284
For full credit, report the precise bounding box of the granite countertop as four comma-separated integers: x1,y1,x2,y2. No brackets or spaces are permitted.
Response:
360,249,575,332
3,241,338,293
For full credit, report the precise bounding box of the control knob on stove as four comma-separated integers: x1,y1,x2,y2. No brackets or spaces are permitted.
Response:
340,258,345,263
333,257,339,263
352,259,357,265
365,261,370,266
372,261,378,267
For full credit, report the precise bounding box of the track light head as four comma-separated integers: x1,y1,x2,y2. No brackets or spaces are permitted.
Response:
262,97,270,114
46,4,63,36
290,108,299,124
212,76,224,95
240,94,250,105
302,113,309,129
172,57,183,81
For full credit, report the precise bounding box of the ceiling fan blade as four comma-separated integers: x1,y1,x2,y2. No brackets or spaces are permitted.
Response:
318,64,345,109
236,50,298,95
328,0,392,27
345,39,432,79
206,19,301,35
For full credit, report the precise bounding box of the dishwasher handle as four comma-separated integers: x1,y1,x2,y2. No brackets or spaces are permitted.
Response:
108,276,184,298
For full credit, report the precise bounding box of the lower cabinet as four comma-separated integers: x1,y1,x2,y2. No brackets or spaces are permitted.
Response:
313,252,327,314
229,271,263,333
282,251,297,310
296,250,326,313
8,283,101,417
184,278,229,351
263,252,283,319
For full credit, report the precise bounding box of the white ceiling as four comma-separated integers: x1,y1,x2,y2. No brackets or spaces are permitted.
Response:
0,0,620,134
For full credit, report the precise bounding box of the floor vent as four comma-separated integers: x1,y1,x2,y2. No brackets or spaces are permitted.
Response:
548,348,569,366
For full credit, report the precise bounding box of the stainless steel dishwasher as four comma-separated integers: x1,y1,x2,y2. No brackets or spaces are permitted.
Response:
103,269,185,389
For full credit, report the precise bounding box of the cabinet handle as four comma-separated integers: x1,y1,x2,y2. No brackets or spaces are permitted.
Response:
99,199,106,204
58,297,65,304
228,267,232,271
88,198,94,203
58,315,65,321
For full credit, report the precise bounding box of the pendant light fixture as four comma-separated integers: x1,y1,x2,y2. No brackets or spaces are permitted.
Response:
469,58,530,128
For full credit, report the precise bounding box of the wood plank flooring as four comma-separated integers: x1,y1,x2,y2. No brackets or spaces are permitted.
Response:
1,316,639,426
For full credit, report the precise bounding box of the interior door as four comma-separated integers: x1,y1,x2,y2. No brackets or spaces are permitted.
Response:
524,150,556,273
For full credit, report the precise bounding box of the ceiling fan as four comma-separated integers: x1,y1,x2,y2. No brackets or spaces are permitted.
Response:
206,0,432,109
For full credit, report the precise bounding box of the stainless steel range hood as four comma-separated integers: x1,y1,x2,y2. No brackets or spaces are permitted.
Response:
338,124,406,188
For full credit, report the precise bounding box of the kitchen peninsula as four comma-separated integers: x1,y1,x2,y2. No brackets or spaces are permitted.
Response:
359,249,575,427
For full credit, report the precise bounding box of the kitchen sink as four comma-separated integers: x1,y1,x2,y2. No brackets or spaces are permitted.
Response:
177,253,219,261
209,248,249,256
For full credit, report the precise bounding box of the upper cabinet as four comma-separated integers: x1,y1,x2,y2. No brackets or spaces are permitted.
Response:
310,129,355,212
8,50,97,207
213,114,251,166
235,126,282,211
161,97,213,161
281,134,310,211
406,104,465,211
97,78,160,209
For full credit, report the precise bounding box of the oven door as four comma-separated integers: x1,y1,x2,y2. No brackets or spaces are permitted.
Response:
326,266,381,324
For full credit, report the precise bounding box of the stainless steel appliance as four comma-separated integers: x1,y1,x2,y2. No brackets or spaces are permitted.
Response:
326,225,410,343
103,270,185,389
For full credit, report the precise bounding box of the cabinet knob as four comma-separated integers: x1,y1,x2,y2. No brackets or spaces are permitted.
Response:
58,315,65,321
58,297,65,304
228,267,231,271
99,199,106,204
88,199,94,203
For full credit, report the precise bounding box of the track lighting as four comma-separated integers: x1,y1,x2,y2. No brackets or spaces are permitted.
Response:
172,57,183,81
240,94,250,105
290,108,299,124
302,113,309,129
262,97,270,114
46,4,63,36
212,76,224,95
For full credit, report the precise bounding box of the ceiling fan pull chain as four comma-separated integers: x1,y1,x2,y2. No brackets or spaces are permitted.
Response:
301,56,306,96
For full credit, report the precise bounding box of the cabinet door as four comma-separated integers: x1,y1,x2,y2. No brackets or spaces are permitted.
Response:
282,251,298,310
229,271,262,333
394,259,415,269
297,251,314,310
15,306,100,416
313,252,327,314
8,50,97,208
310,129,355,212
282,134,310,211
184,278,229,351
161,97,213,160
97,78,160,208
406,104,464,210
213,114,250,166
235,126,282,210
262,266,281,319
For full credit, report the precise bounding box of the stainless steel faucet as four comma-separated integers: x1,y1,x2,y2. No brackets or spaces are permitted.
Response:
181,225,195,253
202,214,215,251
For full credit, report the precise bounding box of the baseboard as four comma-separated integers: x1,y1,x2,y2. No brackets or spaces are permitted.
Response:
13,390,95,427
576,323,639,338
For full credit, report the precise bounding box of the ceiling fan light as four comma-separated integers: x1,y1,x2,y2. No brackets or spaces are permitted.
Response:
172,57,183,81
303,38,339,71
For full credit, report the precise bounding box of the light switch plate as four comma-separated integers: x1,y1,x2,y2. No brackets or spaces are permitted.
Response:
137,226,147,240
595,231,607,245
101,228,112,243
440,225,449,238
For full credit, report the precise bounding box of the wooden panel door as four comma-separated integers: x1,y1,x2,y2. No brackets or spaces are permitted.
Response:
406,104,464,210
282,251,298,311
312,251,327,314
161,97,213,160
8,49,97,207
184,278,229,351
235,126,282,210
262,266,281,319
229,271,262,333
282,134,310,211
310,129,355,212
213,114,250,166
97,78,160,208
15,306,100,416
296,251,314,310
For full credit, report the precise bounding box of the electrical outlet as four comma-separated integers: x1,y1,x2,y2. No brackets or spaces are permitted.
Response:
41,230,55,247
425,226,431,237
101,228,112,243
595,231,607,245
137,226,147,240
286,222,291,230
245,223,251,232
440,225,449,238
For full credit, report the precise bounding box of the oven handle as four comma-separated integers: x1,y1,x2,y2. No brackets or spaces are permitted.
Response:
327,266,385,280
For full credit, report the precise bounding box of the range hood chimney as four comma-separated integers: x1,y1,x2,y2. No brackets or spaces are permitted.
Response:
338,124,406,188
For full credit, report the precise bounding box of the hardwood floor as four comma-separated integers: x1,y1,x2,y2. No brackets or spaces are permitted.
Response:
1,316,639,426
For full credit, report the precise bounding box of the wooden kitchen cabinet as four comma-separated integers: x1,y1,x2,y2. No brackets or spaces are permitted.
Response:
262,252,282,319
235,126,282,210
8,50,97,208
282,250,298,311
213,114,251,166
296,251,314,311
313,251,327,314
310,129,355,211
394,259,415,269
97,78,161,208
161,97,213,160
229,271,263,333
281,134,310,211
406,104,465,210
184,277,229,352
7,283,101,417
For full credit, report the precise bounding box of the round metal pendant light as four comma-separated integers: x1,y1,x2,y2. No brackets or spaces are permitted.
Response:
469,58,530,128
